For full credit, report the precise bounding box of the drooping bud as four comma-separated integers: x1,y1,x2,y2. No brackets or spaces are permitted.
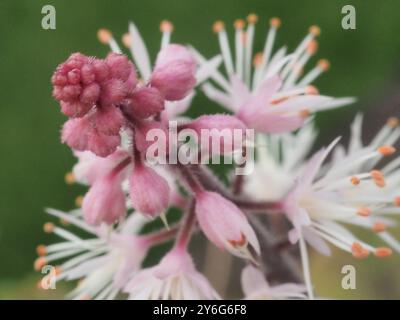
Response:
127,86,165,119
61,117,91,151
94,106,124,135
150,44,197,101
87,129,120,157
82,173,126,225
194,190,260,261
129,163,170,218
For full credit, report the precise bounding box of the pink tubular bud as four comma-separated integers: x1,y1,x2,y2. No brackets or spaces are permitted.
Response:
105,53,136,82
100,78,127,105
94,106,124,135
60,100,93,118
87,129,120,157
127,86,165,119
80,83,101,104
195,191,260,260
150,44,197,101
82,173,126,225
129,163,170,218
61,117,91,151
186,114,247,154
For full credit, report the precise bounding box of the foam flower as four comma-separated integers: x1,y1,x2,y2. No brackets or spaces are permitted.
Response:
196,16,354,133
241,265,306,300
125,248,219,300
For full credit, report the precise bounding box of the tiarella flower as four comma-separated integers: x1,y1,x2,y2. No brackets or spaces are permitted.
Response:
194,190,260,261
98,21,221,122
196,15,354,133
325,115,400,253
35,210,149,300
129,160,170,218
241,265,306,300
243,121,317,201
283,136,396,258
69,149,131,186
81,156,130,225
124,248,219,300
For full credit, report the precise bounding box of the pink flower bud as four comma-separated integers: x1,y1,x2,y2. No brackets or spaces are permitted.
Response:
82,173,126,225
105,53,135,82
100,78,127,105
129,163,170,218
127,86,165,119
94,106,124,135
87,129,120,157
186,114,247,154
150,44,196,101
195,191,260,260
60,100,93,118
61,117,91,151
80,83,101,104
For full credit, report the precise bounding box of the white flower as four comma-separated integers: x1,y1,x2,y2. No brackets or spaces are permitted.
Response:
35,209,148,300
241,265,306,300
125,249,220,300
194,15,354,133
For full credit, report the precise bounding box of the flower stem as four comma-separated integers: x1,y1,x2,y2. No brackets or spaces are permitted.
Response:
174,200,196,251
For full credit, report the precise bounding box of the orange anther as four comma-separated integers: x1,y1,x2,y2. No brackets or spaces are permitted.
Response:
234,19,245,29
378,145,396,156
75,195,84,207
122,33,131,48
357,207,371,217
160,20,174,32
318,59,330,71
305,85,319,95
34,257,47,271
375,247,393,258
350,176,360,185
394,196,400,206
36,245,47,256
299,109,311,119
64,172,75,185
307,40,318,55
97,29,112,44
247,14,258,24
372,221,386,233
270,17,281,28
309,25,321,36
213,21,225,33
43,222,55,233
387,117,399,128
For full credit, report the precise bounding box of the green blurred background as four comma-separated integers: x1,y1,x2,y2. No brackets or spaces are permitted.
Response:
0,0,399,299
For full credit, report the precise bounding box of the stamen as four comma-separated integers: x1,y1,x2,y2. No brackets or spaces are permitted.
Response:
378,145,396,156
34,257,47,271
64,172,75,185
212,21,225,33
253,52,263,67
247,13,258,24
299,109,311,119
97,28,112,44
228,233,246,247
387,117,399,128
305,85,319,95
43,222,55,233
372,221,387,233
374,247,393,258
357,207,371,217
317,59,330,71
370,170,384,180
122,33,131,48
270,17,281,28
234,19,245,30
309,25,321,36
160,20,174,32
351,242,369,259
394,196,400,206
350,176,360,185
36,245,47,256
75,195,84,207
307,40,318,55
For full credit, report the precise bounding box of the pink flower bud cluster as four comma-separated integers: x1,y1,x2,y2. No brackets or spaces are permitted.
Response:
52,45,197,158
